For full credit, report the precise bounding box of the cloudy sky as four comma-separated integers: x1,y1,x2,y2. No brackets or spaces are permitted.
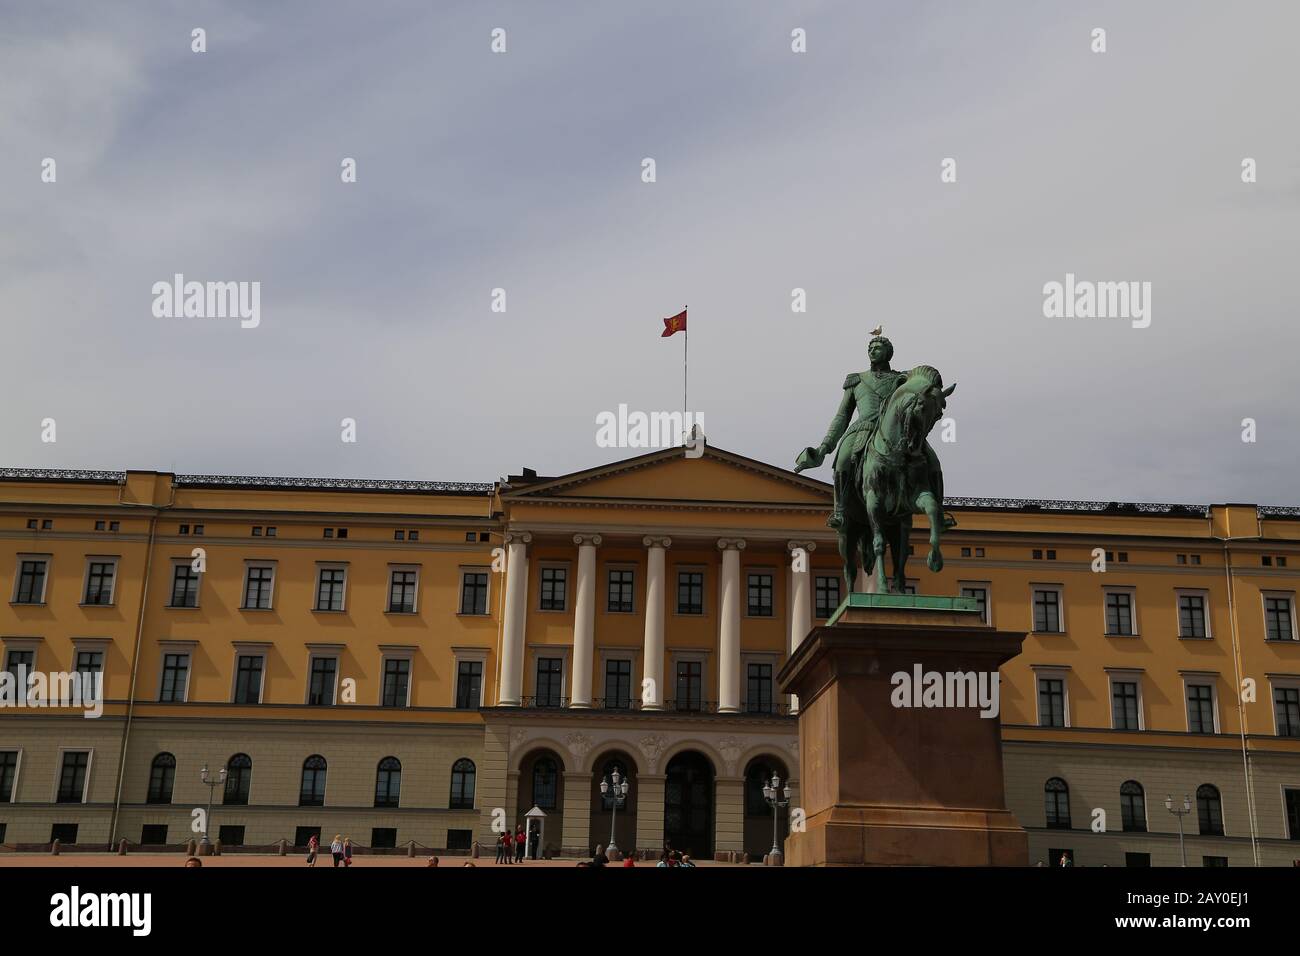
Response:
2,1,1297,505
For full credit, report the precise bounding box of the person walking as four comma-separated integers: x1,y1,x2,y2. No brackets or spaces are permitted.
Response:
330,834,344,868
514,825,526,863
501,830,514,864
495,830,506,864
306,833,319,867
343,836,353,867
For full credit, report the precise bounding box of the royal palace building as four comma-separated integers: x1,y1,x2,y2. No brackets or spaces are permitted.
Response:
1,445,1298,865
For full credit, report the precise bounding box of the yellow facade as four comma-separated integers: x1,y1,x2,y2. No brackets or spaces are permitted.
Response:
1,446,1298,864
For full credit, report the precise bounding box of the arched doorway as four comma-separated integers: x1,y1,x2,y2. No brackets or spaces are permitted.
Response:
664,750,714,857
743,755,790,859
589,750,638,856
517,749,565,857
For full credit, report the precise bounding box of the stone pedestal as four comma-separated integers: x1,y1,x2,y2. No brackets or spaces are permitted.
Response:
776,594,1028,867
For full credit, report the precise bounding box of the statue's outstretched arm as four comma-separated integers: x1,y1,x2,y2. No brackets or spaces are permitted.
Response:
795,384,855,472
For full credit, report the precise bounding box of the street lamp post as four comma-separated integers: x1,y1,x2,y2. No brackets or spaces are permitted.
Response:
762,773,792,864
199,765,227,854
600,769,629,858
1164,793,1192,867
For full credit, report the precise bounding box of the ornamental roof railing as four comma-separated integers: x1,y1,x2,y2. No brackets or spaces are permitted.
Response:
944,496,1210,517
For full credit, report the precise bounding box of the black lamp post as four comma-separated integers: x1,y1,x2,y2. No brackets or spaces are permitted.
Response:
762,773,792,864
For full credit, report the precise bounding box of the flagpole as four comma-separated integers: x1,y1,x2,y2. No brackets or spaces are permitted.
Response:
683,305,689,445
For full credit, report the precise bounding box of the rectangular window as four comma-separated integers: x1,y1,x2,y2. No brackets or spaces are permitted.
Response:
14,559,48,603
1032,589,1062,633
1111,680,1140,730
0,750,18,802
1105,591,1134,635
1187,684,1216,734
535,657,563,708
747,573,773,617
233,655,264,704
540,567,567,611
294,826,321,849
447,829,473,851
74,651,103,676
1284,789,1300,841
675,660,703,711
315,567,346,611
455,660,483,709
677,571,704,615
460,572,488,615
5,650,34,704
1203,856,1228,867
381,658,410,707
1125,852,1151,867
1265,596,1295,641
1275,687,1300,738
218,825,246,847
140,824,168,845
170,564,200,608
308,657,337,706
371,827,397,849
607,569,634,613
388,570,417,613
746,662,774,714
960,585,989,624
1038,678,1065,727
50,824,78,844
814,575,841,619
243,566,274,609
57,751,90,803
603,659,632,709
83,561,116,605
159,653,190,702
1178,594,1207,638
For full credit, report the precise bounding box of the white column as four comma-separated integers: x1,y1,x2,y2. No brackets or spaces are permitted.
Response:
641,536,671,711
717,537,745,714
498,531,531,706
570,534,601,708
787,541,816,715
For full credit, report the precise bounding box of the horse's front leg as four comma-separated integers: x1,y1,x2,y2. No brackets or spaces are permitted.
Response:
865,489,889,592
837,528,858,595
917,490,944,573
892,517,911,593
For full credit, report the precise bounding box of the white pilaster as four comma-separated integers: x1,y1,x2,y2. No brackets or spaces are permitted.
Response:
641,536,671,711
570,534,601,708
717,537,745,714
499,531,532,706
787,540,816,715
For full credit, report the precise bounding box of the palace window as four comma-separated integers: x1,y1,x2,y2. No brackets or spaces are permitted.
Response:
1275,687,1300,738
1264,594,1296,641
388,568,418,613
1110,679,1141,730
1178,593,1208,638
814,575,841,619
0,751,18,803
74,650,103,677
83,560,116,605
308,656,337,706
1196,784,1224,836
460,571,489,615
242,565,275,609
535,657,563,708
1104,590,1135,636
607,569,634,613
159,653,190,702
1037,677,1066,728
1032,588,1063,633
450,758,476,809
299,756,327,807
540,567,568,611
532,758,559,810
14,558,48,604
170,563,200,608
381,658,411,707
675,660,703,711
374,757,401,808
747,573,773,617
455,660,483,709
1186,683,1216,734
604,659,632,709
746,662,774,714
960,585,989,624
233,654,265,704
677,571,704,615
1120,781,1147,832
147,753,176,804
57,751,90,804
224,754,252,805
315,567,346,611
1044,778,1070,829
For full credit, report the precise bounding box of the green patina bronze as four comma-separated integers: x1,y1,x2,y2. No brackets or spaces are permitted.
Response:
824,592,983,627
795,333,956,594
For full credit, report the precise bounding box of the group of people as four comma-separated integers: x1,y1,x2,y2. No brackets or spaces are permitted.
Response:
582,845,695,867
305,833,354,867
495,824,540,863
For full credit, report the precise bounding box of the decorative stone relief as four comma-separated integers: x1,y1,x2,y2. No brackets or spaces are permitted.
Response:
638,733,669,772
565,732,593,760
716,736,744,775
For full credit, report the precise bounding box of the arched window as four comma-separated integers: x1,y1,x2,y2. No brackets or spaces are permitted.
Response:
224,754,252,806
147,753,176,804
1120,780,1146,832
1197,784,1224,836
744,759,787,816
533,757,558,810
299,755,327,807
375,756,401,808
1044,777,1070,829
450,758,476,809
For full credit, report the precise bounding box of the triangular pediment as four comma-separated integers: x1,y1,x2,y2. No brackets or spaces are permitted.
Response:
505,446,831,507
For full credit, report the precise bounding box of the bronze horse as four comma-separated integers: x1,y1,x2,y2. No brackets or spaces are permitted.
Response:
838,366,955,593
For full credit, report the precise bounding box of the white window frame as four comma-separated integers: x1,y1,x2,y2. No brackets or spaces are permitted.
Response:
451,646,490,708
0,745,24,803
1180,672,1221,734
958,581,993,626
156,641,196,703
603,563,637,615
386,564,421,614
458,566,492,616
313,562,349,613
80,556,120,606
1105,668,1146,731
167,557,202,609
537,561,571,614
11,554,51,604
378,646,416,707
1031,665,1071,728
673,565,708,617
1262,591,1298,642
1102,586,1139,637
241,561,277,611
2,638,41,706
1268,674,1300,737
52,746,94,804
1175,588,1212,639
1030,584,1066,634
230,644,270,704
304,644,343,706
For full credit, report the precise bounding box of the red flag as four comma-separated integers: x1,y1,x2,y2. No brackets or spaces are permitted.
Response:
661,308,687,337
